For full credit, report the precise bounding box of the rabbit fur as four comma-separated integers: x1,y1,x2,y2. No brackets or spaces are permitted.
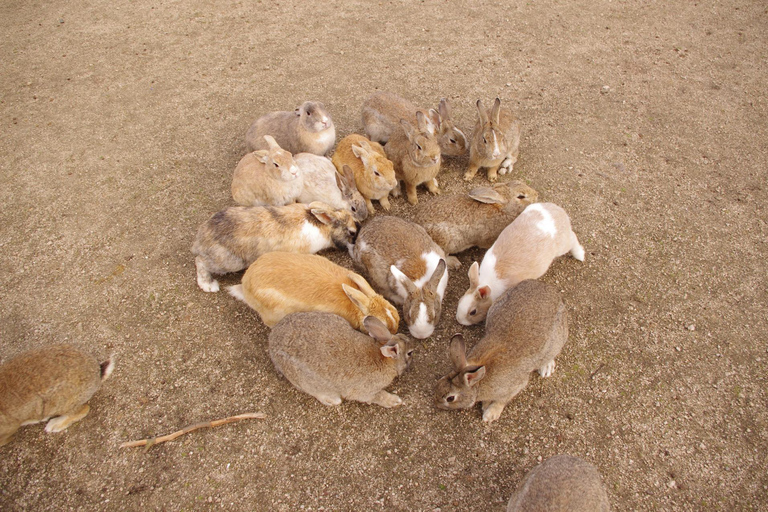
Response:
268,312,414,408
228,251,400,334
192,202,359,293
331,134,397,214
231,135,303,207
456,202,584,326
436,280,568,423
295,154,368,222
245,100,336,156
465,98,521,182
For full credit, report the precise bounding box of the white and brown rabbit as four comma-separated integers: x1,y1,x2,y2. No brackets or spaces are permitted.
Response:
436,280,567,423
507,455,611,511
465,98,521,182
412,180,538,269
331,134,397,213
245,100,336,156
0,344,114,446
456,202,584,325
362,91,468,156
351,216,448,339
295,154,368,222
228,251,400,334
192,202,359,292
384,111,442,205
268,312,414,407
231,135,303,207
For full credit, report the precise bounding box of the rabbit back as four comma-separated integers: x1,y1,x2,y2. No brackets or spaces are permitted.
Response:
361,91,421,144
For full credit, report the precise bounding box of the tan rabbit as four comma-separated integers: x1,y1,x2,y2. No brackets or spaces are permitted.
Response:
435,280,567,423
384,111,442,205
0,344,114,446
507,455,611,511
231,135,303,207
456,202,584,325
269,312,414,407
411,181,538,268
465,98,521,182
331,134,397,213
351,216,448,339
245,101,336,156
228,251,400,334
192,202,359,292
295,154,368,222
362,92,468,156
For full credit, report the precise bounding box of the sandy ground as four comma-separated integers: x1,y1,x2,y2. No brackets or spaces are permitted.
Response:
1,0,766,510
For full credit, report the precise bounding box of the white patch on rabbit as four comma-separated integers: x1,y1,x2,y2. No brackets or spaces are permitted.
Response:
315,129,335,148
456,293,475,325
492,132,501,159
301,221,331,253
385,308,397,326
570,233,585,261
390,263,410,301
527,203,557,238
414,251,443,290
409,302,434,339
478,249,507,302
538,360,556,377
227,285,245,302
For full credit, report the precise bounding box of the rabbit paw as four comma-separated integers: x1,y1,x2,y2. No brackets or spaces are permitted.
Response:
316,394,343,406
446,256,461,270
538,360,556,378
45,405,90,433
198,278,220,293
571,242,585,262
379,196,391,211
372,391,403,408
481,401,505,423
499,157,514,174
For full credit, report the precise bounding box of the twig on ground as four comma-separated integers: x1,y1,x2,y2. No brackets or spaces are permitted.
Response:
120,412,266,449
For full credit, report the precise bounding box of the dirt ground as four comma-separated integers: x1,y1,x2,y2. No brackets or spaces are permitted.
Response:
1,0,766,510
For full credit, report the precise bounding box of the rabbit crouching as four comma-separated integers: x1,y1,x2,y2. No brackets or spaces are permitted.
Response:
295,155,368,222
0,345,114,446
245,101,336,156
465,98,521,182
231,135,303,207
331,134,397,214
436,280,567,423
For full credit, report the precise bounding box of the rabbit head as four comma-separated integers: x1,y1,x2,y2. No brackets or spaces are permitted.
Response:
435,98,468,156
336,165,369,222
350,139,397,193
456,261,493,325
434,334,486,410
364,316,414,376
257,135,300,181
297,101,333,133
307,201,360,250
390,258,447,339
472,98,509,162
400,112,441,168
342,272,401,334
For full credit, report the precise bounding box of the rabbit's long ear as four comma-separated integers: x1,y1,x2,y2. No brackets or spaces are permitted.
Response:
475,99,488,125
490,98,502,125
462,365,486,387
380,342,400,359
449,334,467,370
363,315,391,342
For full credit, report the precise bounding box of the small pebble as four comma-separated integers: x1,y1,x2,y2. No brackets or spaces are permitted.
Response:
601,85,610,94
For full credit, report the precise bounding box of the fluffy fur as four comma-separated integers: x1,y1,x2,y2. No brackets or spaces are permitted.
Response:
331,134,397,213
245,101,336,156
295,155,368,222
231,135,303,207
465,98,521,182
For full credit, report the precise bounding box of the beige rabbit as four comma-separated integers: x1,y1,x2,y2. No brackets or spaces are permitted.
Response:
231,135,303,207
228,251,400,334
384,111,442,205
456,202,584,325
0,344,114,446
331,134,397,213
295,154,368,222
362,92,468,156
465,98,521,182
192,202,359,292
245,101,336,156
269,312,414,407
435,280,567,423
411,181,538,268
507,455,611,511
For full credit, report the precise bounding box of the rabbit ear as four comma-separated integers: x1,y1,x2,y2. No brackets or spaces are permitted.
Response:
491,98,502,125
468,261,480,289
449,334,467,370
476,99,488,125
380,341,400,359
462,365,486,387
438,98,451,120
346,272,378,298
478,285,491,299
334,169,346,192
341,165,358,191
427,259,446,292
254,150,270,164
416,111,432,133
343,283,370,314
400,119,416,141
468,187,507,205
309,203,334,225
391,265,418,295
427,108,441,133
351,143,369,160
364,316,392,342
263,135,280,150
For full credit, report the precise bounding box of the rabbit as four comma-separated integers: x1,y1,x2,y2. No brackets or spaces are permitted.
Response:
228,251,400,334
268,312,414,408
507,455,611,511
295,154,368,222
351,215,448,339
231,135,303,207
384,111,442,205
331,134,397,213
464,98,521,182
435,279,568,423
411,180,539,269
245,100,336,156
362,92,468,156
0,344,114,446
192,202,359,293
456,202,584,326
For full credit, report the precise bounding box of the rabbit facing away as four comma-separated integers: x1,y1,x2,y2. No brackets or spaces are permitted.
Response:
351,216,448,339
361,92,468,156
331,134,397,214
245,100,336,156
411,180,539,269
295,154,368,222
384,111,442,205
507,455,611,512
231,135,303,207
436,280,567,423
0,344,114,446
465,98,521,182
456,202,584,326
192,202,359,293
269,312,414,408
228,251,400,334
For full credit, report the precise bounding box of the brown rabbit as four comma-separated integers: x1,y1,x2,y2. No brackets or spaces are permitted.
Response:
228,251,400,334
465,98,521,182
507,455,611,511
435,280,567,423
231,135,303,207
0,344,114,446
331,134,397,213
295,155,368,222
245,101,336,156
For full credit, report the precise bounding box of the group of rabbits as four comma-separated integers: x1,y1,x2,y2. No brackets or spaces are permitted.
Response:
0,91,609,509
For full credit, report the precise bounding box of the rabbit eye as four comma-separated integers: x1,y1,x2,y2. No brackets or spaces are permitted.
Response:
351,206,357,212
274,162,279,168
450,138,456,143
416,144,422,151
407,350,414,357
482,137,487,144
469,309,477,316
374,170,381,177
446,395,456,403
517,194,526,199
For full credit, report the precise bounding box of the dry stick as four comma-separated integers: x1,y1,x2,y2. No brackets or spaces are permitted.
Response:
120,412,266,449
